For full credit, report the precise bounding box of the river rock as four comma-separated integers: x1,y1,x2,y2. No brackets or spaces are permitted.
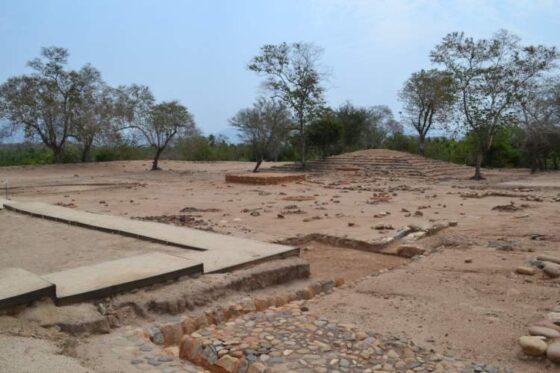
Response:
519,336,547,356
515,266,536,275
528,326,560,339
543,263,560,278
547,341,560,363
537,255,560,265
532,319,560,333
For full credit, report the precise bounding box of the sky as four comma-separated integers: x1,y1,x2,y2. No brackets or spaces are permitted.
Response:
1,0,559,141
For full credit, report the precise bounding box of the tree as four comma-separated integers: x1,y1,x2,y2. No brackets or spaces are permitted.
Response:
0,47,86,163
364,105,402,149
71,67,118,162
332,103,401,152
248,42,327,169
335,103,370,151
517,78,560,172
230,98,291,172
431,30,558,179
399,69,455,156
117,85,196,170
307,114,343,159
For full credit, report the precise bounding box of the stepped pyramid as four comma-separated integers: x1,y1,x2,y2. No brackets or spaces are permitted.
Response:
268,149,473,179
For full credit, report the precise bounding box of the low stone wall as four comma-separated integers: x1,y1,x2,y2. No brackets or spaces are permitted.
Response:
225,173,305,185
23,258,311,336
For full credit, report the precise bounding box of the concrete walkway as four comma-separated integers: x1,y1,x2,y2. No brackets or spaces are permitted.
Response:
3,200,299,274
0,268,55,310
43,253,202,305
1,200,299,306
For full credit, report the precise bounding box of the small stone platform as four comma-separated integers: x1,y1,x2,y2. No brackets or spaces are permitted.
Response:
225,173,305,185
0,268,55,310
43,253,203,305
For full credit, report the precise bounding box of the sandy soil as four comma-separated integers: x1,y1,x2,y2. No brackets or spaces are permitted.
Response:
1,159,560,372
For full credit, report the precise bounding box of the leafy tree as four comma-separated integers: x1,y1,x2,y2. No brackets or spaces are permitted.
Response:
364,105,402,148
0,47,90,163
335,103,370,151
230,98,291,172
517,78,560,172
248,42,327,169
117,85,196,170
431,30,558,179
334,103,400,151
399,69,455,156
307,114,343,159
71,68,120,162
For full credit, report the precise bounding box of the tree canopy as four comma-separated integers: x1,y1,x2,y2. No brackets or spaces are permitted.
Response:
249,42,327,169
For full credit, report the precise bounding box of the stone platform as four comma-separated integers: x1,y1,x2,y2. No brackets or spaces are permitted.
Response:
43,253,203,305
225,172,305,185
0,268,55,310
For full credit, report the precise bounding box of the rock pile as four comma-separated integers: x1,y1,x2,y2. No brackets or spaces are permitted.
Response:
516,255,560,279
517,255,560,364
519,305,560,363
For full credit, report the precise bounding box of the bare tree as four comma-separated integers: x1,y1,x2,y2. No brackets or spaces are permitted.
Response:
248,42,327,169
431,30,557,179
399,69,455,156
0,47,86,163
230,98,291,172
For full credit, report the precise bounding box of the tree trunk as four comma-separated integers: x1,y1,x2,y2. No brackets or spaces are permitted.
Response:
81,144,91,163
52,146,64,164
530,156,537,174
253,157,263,173
152,148,163,170
418,135,426,157
299,118,306,170
471,153,485,180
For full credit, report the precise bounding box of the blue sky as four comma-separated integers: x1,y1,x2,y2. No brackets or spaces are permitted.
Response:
1,0,559,140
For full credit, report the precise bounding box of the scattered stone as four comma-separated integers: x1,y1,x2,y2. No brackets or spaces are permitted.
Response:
547,341,560,363
528,326,560,339
515,266,536,275
543,262,560,278
532,319,560,333
519,336,548,356
538,255,560,265
396,245,426,258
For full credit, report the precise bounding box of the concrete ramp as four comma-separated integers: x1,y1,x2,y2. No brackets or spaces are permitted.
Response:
3,200,299,274
43,253,202,305
0,268,55,310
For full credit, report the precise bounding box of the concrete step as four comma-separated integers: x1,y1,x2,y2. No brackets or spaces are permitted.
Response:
0,268,55,310
43,253,203,305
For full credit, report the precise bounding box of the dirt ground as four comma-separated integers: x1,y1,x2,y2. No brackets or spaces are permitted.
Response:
1,159,560,372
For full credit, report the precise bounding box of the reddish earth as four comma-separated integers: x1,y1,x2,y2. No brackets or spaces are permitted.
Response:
1,154,559,372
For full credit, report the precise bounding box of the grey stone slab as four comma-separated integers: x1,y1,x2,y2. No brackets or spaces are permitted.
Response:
4,200,299,274
0,268,55,310
42,253,202,305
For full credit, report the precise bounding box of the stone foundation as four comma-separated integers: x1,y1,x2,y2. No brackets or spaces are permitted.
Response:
225,173,305,185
